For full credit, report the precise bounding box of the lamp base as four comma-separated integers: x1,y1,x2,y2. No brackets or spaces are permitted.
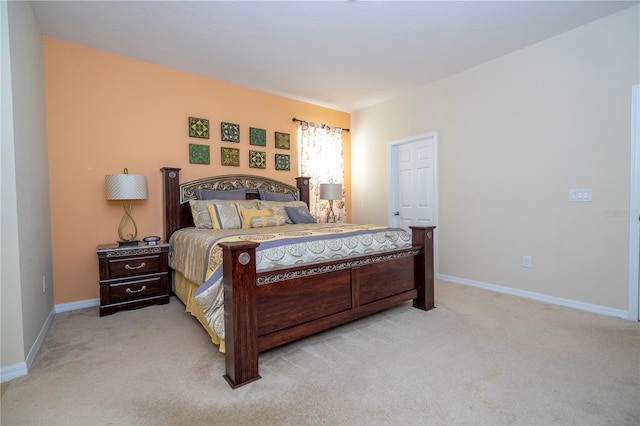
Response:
117,240,140,247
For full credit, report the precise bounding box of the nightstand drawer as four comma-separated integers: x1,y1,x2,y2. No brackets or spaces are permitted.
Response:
107,255,161,279
107,276,162,303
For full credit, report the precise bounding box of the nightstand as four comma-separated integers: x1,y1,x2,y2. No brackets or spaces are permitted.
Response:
96,242,170,316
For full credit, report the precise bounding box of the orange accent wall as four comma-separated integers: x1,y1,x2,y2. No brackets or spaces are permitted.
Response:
44,38,351,304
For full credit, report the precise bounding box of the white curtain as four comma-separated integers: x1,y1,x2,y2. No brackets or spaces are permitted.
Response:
298,121,345,222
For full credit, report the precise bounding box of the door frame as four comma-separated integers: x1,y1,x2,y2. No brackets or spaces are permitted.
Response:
388,131,439,276
629,85,639,321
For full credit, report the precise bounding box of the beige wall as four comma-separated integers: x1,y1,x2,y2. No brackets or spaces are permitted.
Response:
2,1,54,374
352,7,639,311
43,38,351,304
1,0,23,371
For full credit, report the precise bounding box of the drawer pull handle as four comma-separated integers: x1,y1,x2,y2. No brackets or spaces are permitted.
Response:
125,262,146,270
126,285,147,294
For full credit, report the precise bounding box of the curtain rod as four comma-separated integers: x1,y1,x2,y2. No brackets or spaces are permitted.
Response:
292,117,350,132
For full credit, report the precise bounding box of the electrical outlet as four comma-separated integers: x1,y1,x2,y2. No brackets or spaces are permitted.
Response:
569,189,592,202
522,256,532,268
42,276,46,293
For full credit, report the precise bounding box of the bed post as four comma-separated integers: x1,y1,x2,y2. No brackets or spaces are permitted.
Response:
295,177,311,207
410,226,436,311
161,167,181,241
220,241,261,389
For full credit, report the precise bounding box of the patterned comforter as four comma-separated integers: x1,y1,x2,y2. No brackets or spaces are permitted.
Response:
169,223,412,340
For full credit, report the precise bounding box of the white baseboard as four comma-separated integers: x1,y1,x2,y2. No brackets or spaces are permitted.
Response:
1,299,99,383
55,297,99,313
0,362,28,383
1,305,55,383
438,274,629,320
25,305,56,371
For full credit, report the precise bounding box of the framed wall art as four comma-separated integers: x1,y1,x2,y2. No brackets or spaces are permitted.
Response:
188,117,209,139
221,122,240,143
249,150,266,169
275,153,290,171
275,132,290,150
221,147,240,166
249,127,267,146
189,143,210,164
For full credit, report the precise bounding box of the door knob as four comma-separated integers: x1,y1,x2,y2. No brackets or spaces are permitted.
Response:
394,211,400,216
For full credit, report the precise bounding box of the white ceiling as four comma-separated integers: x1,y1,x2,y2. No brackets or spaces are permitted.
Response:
31,1,638,112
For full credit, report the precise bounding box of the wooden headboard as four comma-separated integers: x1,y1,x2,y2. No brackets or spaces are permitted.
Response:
161,167,310,240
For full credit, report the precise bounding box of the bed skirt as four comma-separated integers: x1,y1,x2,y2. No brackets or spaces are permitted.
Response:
173,271,226,352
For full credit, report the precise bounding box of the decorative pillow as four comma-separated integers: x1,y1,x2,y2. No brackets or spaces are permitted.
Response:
206,203,243,230
234,199,261,211
258,188,295,202
189,199,259,229
258,200,307,223
195,188,246,200
284,205,317,224
240,208,286,228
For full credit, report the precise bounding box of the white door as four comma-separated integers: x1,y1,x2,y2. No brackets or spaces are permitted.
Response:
388,132,438,231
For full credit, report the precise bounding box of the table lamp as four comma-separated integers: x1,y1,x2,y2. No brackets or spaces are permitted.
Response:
105,168,148,246
319,182,343,223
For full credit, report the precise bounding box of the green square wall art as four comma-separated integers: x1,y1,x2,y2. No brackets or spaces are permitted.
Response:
250,128,267,146
189,143,210,164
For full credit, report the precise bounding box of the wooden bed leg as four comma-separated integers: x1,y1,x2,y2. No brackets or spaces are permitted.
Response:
219,241,261,389
410,226,436,311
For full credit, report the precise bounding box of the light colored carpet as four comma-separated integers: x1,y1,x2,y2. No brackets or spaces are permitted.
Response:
1,280,639,425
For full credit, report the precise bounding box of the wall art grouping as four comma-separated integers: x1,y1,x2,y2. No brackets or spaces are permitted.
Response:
187,116,291,169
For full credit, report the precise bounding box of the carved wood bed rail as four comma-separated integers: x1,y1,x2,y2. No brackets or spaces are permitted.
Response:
161,167,435,388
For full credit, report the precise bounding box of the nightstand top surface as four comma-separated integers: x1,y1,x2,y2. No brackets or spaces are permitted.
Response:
96,242,170,253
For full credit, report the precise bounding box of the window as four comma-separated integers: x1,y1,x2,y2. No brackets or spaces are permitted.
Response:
298,122,345,222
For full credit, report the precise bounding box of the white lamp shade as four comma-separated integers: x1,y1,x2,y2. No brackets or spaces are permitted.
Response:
105,173,148,200
319,183,343,200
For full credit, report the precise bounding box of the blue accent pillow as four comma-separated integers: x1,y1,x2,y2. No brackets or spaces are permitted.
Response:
258,188,295,202
195,188,247,200
284,206,316,224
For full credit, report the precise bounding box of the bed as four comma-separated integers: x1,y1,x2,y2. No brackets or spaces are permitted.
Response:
161,167,436,388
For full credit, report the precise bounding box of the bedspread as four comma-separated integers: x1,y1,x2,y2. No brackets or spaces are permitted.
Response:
169,223,412,340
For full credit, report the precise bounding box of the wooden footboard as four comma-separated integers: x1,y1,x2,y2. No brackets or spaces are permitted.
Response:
220,225,436,388
160,167,436,389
